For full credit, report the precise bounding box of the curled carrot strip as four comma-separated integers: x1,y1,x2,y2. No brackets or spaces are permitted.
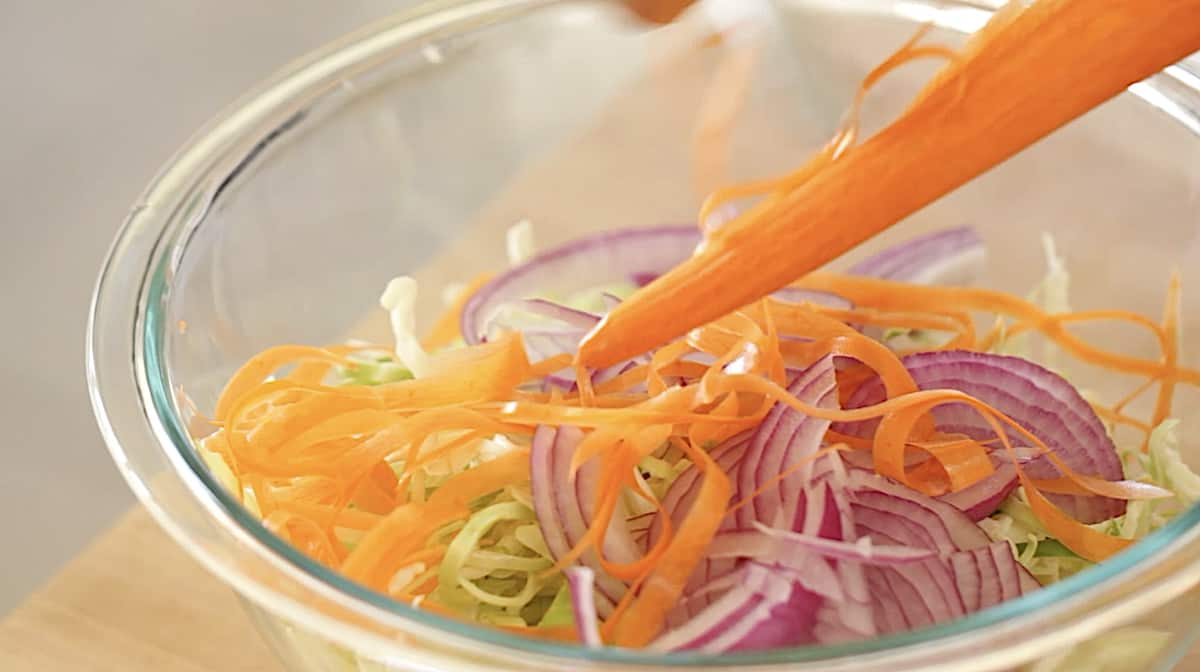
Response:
607,438,730,647
799,273,1200,385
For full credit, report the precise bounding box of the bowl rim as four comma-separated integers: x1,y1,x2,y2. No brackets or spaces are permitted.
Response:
88,0,1200,668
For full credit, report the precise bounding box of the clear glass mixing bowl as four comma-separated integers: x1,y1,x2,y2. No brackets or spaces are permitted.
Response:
87,1,1200,670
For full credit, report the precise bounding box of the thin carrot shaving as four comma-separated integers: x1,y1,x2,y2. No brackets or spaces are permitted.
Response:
1093,404,1153,433
215,346,356,419
692,38,759,202
287,344,378,385
263,510,344,565
606,438,730,647
910,435,995,492
1151,271,1182,434
1111,375,1160,416
696,25,958,232
799,273,1200,385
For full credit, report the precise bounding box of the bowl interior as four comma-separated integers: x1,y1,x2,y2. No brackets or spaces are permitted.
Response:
149,0,1200,665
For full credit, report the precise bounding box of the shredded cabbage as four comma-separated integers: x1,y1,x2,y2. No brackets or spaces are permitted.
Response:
336,352,413,386
984,419,1200,585
881,326,946,351
993,232,1070,360
432,498,562,623
538,583,576,627
506,219,535,268
380,276,432,377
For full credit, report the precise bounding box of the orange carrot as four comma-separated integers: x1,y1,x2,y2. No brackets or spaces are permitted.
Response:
607,438,731,646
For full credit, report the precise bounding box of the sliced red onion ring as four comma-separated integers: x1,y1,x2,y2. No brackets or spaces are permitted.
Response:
845,470,993,552
750,523,937,564
735,355,839,529
938,459,1020,521
520,329,586,362
848,226,986,286
487,299,595,381
845,470,1038,633
600,292,624,311
652,563,821,653
841,449,1032,521
648,434,749,548
508,299,600,330
463,225,700,344
564,567,602,648
837,350,1125,522
530,426,626,614
868,541,1036,635
662,464,1039,651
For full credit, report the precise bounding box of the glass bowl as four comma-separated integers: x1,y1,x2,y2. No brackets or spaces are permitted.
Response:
87,1,1200,670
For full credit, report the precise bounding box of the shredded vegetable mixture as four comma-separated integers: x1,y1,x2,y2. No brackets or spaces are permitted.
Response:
193,14,1200,666
198,220,1197,652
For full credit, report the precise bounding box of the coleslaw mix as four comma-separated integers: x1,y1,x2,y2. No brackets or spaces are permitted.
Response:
199,221,1198,670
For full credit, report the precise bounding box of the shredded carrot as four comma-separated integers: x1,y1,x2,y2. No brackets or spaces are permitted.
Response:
215,346,356,420
606,438,730,646
798,273,1200,385
1151,272,1182,436
692,38,758,202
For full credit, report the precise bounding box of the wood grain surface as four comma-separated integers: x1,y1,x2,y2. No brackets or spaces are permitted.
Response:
0,507,282,672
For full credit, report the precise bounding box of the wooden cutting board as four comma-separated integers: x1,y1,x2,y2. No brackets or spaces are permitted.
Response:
0,507,282,672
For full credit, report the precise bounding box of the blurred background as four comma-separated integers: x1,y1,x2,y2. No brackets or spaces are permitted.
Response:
0,0,414,614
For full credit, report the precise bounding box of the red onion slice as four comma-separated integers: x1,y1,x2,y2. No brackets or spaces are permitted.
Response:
462,226,700,344
735,355,839,529
506,299,600,330
661,468,1039,651
750,523,937,564
564,567,602,648
648,434,750,548
845,470,993,552
848,226,986,286
938,459,1020,521
520,329,586,362
868,541,1036,635
838,350,1125,522
530,426,627,614
652,563,821,653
